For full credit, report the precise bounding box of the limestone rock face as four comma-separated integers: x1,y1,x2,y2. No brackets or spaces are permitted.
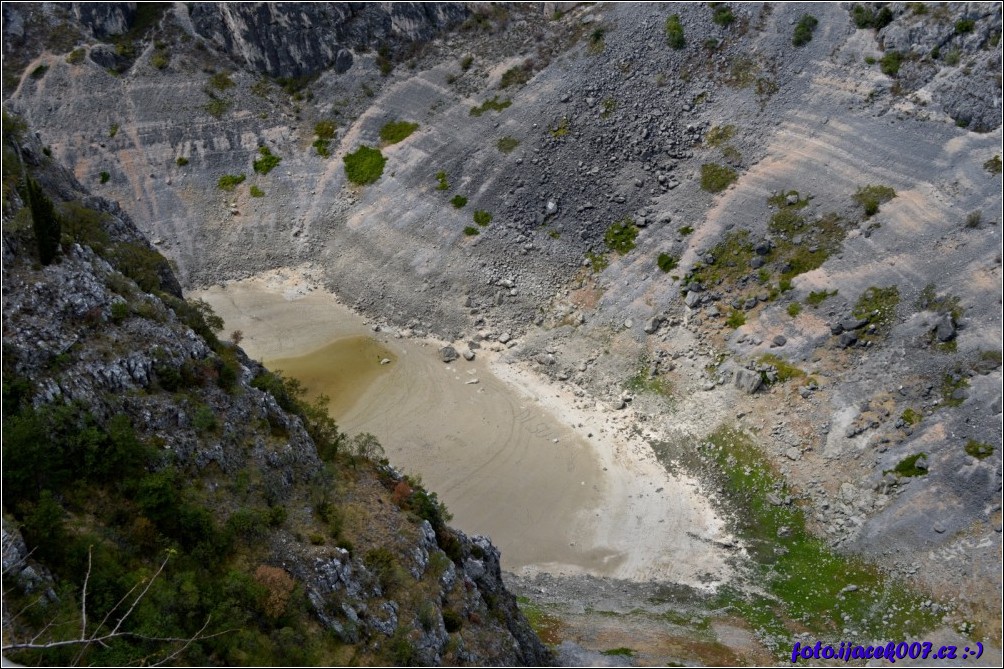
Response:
190,3,470,78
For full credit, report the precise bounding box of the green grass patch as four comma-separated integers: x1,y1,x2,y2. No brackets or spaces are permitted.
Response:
900,408,922,426
499,63,533,89
470,96,512,117
604,219,639,254
435,171,449,191
66,48,85,65
678,225,694,235
712,6,735,27
249,185,264,198
209,71,235,91
450,195,468,209
955,18,975,34
462,226,479,236
625,368,672,398
879,51,903,77
852,285,899,332
965,440,993,460
585,251,609,273
940,373,969,407
342,145,386,185
688,229,753,287
769,208,805,236
175,156,189,167
588,27,606,54
767,190,810,209
473,210,492,226
549,116,571,138
204,96,230,119
515,596,562,645
725,310,745,328
705,124,736,147
666,14,686,49
657,253,678,273
888,453,928,478
217,174,246,191
601,647,635,657
787,302,802,317
315,120,337,140
252,146,282,175
312,138,331,157
758,354,806,383
700,163,737,193
496,136,519,153
916,283,963,321
379,120,419,145
99,171,110,184
697,426,940,657
984,155,1002,174
792,14,818,46
806,289,837,306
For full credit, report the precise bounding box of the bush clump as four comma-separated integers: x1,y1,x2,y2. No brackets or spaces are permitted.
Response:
252,146,281,175
657,253,678,272
853,285,899,330
712,6,735,27
700,163,738,193
792,15,819,46
463,226,479,236
496,136,519,153
450,195,468,208
342,145,386,185
853,184,896,216
666,14,685,49
379,120,419,145
852,4,893,30
965,439,993,459
983,155,1002,174
217,174,246,191
499,63,532,88
435,171,449,191
604,219,639,254
473,210,492,226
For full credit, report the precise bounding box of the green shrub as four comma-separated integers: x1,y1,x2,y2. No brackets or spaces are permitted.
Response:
443,609,463,633
983,155,1002,174
853,285,899,330
678,225,694,235
853,184,896,216
705,124,736,147
342,145,386,185
150,50,169,70
586,251,609,272
726,310,746,328
499,63,532,88
312,138,331,158
460,55,474,71
792,14,819,46
588,27,605,54
379,120,419,144
666,14,685,49
450,195,467,209
901,408,921,426
314,120,337,140
66,48,85,65
29,64,49,80
108,123,119,138
550,117,571,138
712,6,735,27
496,136,519,153
463,226,479,236
700,163,737,192
880,51,903,77
250,185,264,197
176,156,189,166
99,171,110,184
604,219,639,254
25,178,61,266
806,289,837,306
473,210,492,226
209,71,235,90
955,18,975,34
435,171,449,190
787,302,802,317
204,97,230,119
852,4,893,30
657,253,678,272
965,439,993,459
217,174,246,191
470,96,512,117
252,146,282,175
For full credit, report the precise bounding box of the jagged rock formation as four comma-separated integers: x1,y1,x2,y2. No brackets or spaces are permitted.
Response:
1,126,550,667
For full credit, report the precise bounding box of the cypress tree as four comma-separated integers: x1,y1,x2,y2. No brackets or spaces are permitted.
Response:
26,178,61,265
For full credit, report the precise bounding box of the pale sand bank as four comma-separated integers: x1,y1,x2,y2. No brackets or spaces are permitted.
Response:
193,269,735,587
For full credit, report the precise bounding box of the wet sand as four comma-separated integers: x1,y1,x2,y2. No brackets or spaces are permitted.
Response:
194,269,733,586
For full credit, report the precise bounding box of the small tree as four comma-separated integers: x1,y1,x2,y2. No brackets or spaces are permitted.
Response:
26,178,61,265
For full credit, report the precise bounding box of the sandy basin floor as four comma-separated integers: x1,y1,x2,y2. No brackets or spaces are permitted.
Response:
194,270,735,588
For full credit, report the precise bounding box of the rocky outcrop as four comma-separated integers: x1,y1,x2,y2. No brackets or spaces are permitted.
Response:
189,2,469,78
